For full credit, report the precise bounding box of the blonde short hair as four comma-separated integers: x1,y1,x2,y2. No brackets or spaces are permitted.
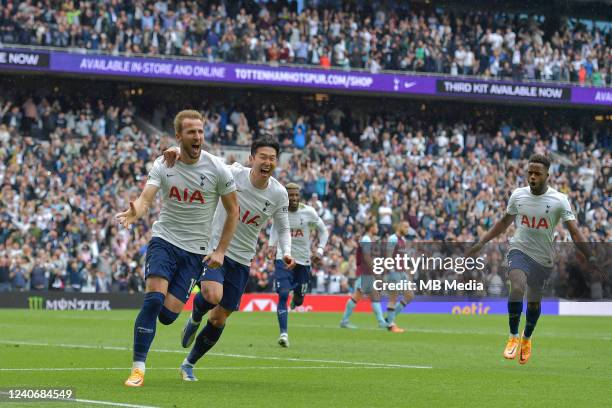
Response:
173,110,203,135
285,183,301,191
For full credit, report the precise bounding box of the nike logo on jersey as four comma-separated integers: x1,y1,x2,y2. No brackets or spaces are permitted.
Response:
167,174,174,177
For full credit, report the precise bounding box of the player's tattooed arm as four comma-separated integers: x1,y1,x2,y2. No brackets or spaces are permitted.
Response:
115,184,159,228
467,213,515,256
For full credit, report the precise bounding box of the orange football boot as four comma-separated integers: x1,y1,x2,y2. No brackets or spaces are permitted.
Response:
519,336,532,365
503,336,520,359
124,368,145,387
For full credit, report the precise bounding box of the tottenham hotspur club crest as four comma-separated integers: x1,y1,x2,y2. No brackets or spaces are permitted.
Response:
199,174,207,187
263,200,272,213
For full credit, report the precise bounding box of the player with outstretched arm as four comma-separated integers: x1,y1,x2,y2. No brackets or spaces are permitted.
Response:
467,154,601,364
116,110,238,387
163,136,295,381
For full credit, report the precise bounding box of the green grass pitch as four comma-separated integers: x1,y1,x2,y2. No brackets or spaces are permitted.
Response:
0,310,611,408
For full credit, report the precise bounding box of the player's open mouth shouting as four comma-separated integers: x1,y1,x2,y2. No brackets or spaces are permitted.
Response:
260,165,271,177
177,117,205,161
190,142,201,157
250,144,278,186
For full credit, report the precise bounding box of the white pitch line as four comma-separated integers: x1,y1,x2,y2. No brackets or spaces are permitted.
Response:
74,399,160,408
0,340,431,369
30,314,612,341
0,366,401,371
0,391,159,408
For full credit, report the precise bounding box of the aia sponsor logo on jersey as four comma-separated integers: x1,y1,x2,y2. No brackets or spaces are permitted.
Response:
520,215,549,229
168,186,206,204
291,228,304,238
238,207,261,226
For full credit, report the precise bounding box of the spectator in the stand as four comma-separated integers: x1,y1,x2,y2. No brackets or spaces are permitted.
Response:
0,254,10,292
2,2,610,85
29,258,48,291
0,84,609,297
10,257,28,291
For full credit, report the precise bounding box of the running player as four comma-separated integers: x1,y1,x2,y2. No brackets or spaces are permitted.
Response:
339,222,391,330
165,137,295,381
268,183,329,347
116,110,238,387
467,154,599,364
384,221,414,333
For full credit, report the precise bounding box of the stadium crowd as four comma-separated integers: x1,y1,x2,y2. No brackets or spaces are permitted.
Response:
0,88,610,298
1,0,611,85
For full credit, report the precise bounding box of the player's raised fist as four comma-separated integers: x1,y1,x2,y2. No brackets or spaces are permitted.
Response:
115,202,138,228
163,146,181,167
204,249,225,269
283,254,296,270
311,247,324,266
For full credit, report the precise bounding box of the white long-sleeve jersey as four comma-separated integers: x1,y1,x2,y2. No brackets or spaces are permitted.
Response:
270,203,328,266
209,163,291,266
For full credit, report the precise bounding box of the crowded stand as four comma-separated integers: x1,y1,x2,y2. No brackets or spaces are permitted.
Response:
1,0,611,85
0,79,609,297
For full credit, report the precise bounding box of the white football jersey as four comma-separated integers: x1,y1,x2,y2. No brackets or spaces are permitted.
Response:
209,163,290,266
146,152,236,255
270,203,329,265
506,186,575,266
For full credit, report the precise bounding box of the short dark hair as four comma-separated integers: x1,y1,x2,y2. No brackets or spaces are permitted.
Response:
528,154,551,170
251,136,280,156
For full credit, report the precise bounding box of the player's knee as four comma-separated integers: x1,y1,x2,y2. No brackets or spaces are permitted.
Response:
404,291,415,302
202,288,222,305
143,291,165,313
508,270,527,295
158,306,179,325
145,277,168,295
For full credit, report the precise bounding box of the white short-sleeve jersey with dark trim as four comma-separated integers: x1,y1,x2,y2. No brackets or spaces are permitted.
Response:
146,151,235,255
506,186,575,267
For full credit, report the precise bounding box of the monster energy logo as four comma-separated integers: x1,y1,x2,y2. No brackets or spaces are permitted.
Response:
28,296,45,310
